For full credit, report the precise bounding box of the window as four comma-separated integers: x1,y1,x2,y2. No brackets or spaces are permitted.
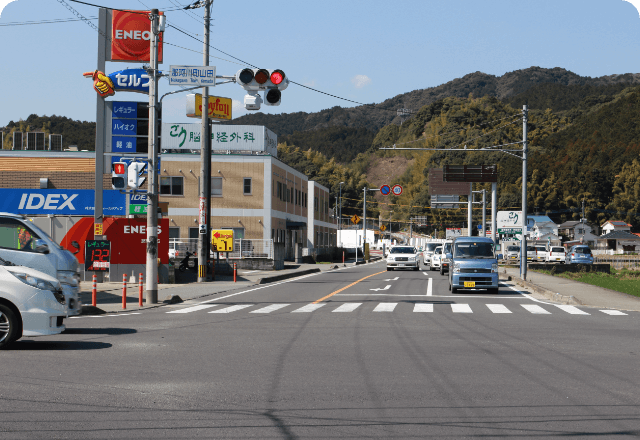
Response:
277,182,282,200
315,197,318,211
189,228,199,239
160,176,184,195
211,177,223,197
304,193,307,208
295,189,298,205
0,218,40,252
169,227,180,239
243,178,252,195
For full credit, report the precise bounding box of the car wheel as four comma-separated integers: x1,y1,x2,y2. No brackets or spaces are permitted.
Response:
451,286,458,293
386,267,392,271
440,268,444,276
488,288,499,294
0,304,20,349
413,266,419,271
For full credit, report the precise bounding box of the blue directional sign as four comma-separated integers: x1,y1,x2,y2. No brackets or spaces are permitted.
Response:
108,69,151,94
380,184,391,195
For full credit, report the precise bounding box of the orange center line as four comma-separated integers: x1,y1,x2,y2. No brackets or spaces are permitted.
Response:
312,270,387,304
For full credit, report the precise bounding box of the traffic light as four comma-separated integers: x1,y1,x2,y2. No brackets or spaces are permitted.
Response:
127,162,147,189
112,162,127,190
235,68,289,110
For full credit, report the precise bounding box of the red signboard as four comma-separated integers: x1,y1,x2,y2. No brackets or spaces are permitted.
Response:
110,10,163,63
61,217,169,265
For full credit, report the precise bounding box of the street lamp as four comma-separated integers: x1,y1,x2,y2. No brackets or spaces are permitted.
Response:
339,182,345,230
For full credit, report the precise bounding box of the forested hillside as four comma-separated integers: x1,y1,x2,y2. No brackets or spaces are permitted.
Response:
2,114,95,151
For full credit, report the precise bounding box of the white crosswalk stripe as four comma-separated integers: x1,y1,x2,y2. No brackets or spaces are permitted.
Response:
208,304,254,314
333,303,362,313
292,304,326,313
250,304,290,314
486,304,511,314
521,304,551,314
451,304,473,313
555,305,590,315
167,304,219,314
600,309,627,315
413,303,433,312
373,303,398,312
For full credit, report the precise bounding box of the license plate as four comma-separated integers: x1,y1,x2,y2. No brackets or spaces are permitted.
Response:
400,263,405,266
464,281,475,288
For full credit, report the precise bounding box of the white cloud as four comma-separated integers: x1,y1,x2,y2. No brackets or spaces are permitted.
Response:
623,0,640,18
303,79,316,87
0,0,18,18
351,74,372,89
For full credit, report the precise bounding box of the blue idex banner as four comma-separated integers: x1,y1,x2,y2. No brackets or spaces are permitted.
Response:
0,189,125,216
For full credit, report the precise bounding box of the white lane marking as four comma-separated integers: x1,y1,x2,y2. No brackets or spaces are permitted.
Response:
70,312,142,319
291,303,326,313
451,304,473,313
486,304,511,314
333,303,362,313
521,304,551,314
250,304,290,314
242,270,261,274
334,294,524,298
427,278,433,296
208,304,254,314
384,277,400,281
167,304,219,314
422,272,429,276
373,302,398,312
370,285,391,292
504,281,557,304
555,305,590,315
600,309,627,316
413,303,434,313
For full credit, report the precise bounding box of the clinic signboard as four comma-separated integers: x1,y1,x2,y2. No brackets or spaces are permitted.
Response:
0,189,125,216
497,211,534,234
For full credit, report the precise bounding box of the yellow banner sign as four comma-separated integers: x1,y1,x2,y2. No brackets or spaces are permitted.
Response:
211,229,234,252
187,94,232,121
94,223,103,236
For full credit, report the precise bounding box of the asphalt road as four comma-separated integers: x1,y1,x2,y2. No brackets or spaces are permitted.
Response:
1,261,639,439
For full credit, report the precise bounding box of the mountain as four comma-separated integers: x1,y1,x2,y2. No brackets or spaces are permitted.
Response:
2,114,95,151
229,67,640,136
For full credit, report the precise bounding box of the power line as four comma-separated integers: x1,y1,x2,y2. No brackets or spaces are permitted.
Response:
0,17,98,26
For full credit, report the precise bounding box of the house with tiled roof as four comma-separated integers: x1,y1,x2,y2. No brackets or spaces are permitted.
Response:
601,220,632,235
558,220,599,247
595,230,640,254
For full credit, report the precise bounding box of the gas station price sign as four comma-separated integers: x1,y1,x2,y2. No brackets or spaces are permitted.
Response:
85,240,111,271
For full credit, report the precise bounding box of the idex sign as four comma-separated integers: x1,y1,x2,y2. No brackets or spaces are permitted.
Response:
0,189,125,216
109,10,163,63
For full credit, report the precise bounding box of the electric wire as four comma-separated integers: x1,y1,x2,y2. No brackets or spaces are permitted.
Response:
0,17,97,26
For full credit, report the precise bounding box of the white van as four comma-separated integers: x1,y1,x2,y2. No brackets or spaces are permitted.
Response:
0,256,67,349
0,213,81,316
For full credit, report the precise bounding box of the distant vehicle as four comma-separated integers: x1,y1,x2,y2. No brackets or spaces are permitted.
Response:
440,240,453,275
429,246,443,271
386,246,420,271
526,246,537,261
448,237,499,294
423,242,440,266
535,246,547,262
0,256,67,349
506,245,520,262
566,245,594,264
546,246,566,263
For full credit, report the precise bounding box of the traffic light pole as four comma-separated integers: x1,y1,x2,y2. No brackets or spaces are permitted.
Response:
145,9,161,304
520,105,528,281
197,0,212,283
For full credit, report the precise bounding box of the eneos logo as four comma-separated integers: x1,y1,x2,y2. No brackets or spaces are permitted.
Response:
111,10,163,63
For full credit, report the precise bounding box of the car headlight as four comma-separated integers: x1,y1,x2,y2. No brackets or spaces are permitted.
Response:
491,263,498,273
453,263,460,273
58,270,79,287
408,256,415,261
387,257,394,262
10,272,65,304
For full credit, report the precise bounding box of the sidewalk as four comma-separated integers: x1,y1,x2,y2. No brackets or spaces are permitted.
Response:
502,265,640,312
78,261,360,315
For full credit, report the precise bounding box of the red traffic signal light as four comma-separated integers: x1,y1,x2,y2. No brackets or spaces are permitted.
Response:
112,161,127,190
113,162,126,175
270,70,284,85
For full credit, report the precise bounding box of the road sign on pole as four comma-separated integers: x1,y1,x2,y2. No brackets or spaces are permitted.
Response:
392,184,403,196
351,214,361,225
211,229,234,252
380,224,387,232
380,184,391,195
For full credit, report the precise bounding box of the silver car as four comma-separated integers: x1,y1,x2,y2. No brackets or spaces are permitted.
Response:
387,246,420,271
506,245,520,263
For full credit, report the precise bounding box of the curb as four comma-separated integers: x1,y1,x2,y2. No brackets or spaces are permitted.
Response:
257,268,321,284
503,269,582,305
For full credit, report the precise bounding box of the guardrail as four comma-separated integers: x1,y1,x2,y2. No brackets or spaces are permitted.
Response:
169,238,274,259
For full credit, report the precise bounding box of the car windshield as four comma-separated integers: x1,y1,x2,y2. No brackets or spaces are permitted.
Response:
575,247,591,254
507,246,520,252
453,242,494,258
443,243,452,254
390,247,415,254
536,247,546,251
527,246,536,252
434,247,442,254
551,247,565,253
426,243,439,252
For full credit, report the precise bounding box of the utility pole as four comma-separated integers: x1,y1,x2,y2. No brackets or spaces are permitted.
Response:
467,183,473,237
521,105,528,281
362,187,367,260
197,0,212,283
482,189,486,237
145,9,161,304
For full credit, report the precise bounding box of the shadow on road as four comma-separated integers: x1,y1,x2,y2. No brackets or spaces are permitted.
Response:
8,340,113,351
63,327,137,335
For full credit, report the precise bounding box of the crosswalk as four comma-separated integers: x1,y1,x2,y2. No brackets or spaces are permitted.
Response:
167,302,629,317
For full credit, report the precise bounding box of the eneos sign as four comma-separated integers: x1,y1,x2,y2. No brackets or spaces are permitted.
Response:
110,10,163,63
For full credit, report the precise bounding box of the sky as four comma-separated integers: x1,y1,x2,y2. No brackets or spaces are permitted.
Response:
1,0,640,128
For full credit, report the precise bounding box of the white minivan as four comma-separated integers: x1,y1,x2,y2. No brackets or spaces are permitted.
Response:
0,256,67,349
0,213,81,316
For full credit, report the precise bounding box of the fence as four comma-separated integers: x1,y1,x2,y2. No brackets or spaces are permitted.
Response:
169,238,273,260
594,255,640,270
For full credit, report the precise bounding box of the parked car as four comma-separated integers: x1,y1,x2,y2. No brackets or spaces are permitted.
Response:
526,246,537,261
429,246,443,271
535,246,548,262
440,240,453,275
0,256,67,349
506,245,520,263
448,237,499,294
422,242,440,267
546,246,566,263
0,213,81,316
566,245,594,264
386,246,420,271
